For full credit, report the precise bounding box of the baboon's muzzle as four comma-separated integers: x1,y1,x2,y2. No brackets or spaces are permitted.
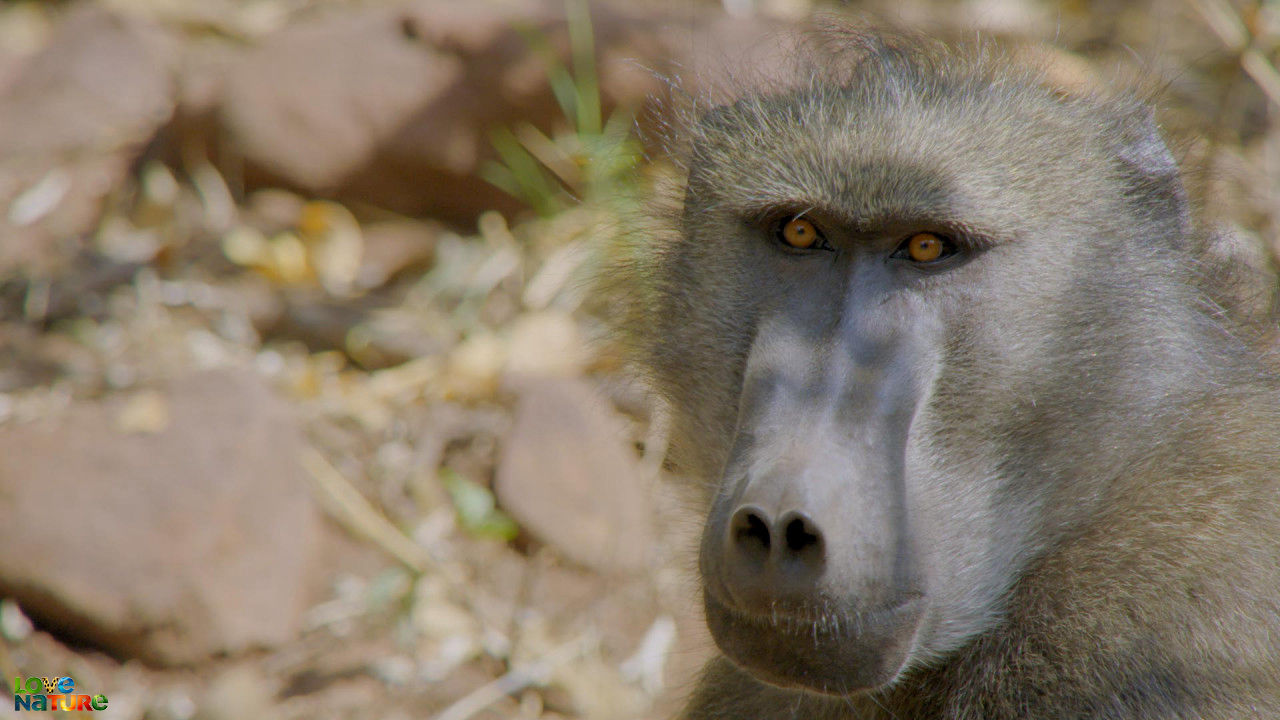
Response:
699,299,932,694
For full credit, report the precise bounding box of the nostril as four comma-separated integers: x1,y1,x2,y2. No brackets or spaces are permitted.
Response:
781,511,822,554
730,506,772,555
744,513,770,549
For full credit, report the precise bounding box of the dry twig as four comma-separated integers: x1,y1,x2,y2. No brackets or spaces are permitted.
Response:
300,447,433,574
430,637,591,720
1188,0,1280,109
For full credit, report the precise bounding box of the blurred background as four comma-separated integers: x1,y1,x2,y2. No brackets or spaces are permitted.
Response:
0,0,1276,718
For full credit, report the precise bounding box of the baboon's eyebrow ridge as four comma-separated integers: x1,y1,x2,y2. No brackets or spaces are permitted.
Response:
719,166,981,238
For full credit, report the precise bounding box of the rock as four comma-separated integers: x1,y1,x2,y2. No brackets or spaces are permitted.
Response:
357,219,439,290
213,0,701,224
194,666,276,720
0,4,175,275
217,2,479,222
495,377,652,572
0,369,323,665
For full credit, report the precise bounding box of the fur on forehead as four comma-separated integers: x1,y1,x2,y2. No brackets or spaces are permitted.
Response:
647,22,1170,180
638,21,1188,240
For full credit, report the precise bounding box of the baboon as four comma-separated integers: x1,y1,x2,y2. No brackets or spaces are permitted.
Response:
603,30,1280,719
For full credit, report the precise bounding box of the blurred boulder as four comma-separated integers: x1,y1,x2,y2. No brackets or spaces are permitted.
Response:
0,4,175,276
217,2,474,219
496,377,653,572
212,0,779,224
357,219,440,290
0,369,323,665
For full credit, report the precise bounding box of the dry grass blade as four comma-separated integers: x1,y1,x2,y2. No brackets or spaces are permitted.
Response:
1187,0,1249,49
430,637,590,720
1241,49,1280,109
1187,0,1280,109
300,447,432,574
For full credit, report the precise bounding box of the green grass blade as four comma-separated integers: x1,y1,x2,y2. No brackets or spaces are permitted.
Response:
486,126,564,216
516,23,579,128
567,0,601,135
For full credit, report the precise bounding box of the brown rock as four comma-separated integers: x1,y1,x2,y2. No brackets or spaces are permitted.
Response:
218,2,476,219
496,377,652,572
214,0,690,223
0,4,175,275
0,370,322,665
357,219,439,290
190,0,795,225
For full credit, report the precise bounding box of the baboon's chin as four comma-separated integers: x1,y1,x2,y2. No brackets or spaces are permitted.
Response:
704,592,925,696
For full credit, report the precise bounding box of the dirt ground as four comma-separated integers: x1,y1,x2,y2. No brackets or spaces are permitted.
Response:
0,1,1276,719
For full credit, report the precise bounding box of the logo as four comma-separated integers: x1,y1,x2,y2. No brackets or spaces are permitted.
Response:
12,676,108,712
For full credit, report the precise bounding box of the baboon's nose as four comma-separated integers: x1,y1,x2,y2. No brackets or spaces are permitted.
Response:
724,504,826,608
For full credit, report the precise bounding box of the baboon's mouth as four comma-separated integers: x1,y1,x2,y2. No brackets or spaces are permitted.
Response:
703,591,925,695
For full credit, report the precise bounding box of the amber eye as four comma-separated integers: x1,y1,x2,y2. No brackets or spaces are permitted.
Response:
779,217,821,249
906,233,945,262
893,231,960,264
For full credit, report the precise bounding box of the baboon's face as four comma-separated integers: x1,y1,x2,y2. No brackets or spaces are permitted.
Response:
655,83,1186,695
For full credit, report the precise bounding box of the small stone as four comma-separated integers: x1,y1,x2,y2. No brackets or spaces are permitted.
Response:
0,598,33,641
496,377,653,572
0,4,175,275
195,667,274,720
114,389,171,434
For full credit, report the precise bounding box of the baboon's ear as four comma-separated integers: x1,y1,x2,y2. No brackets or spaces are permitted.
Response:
1108,105,1192,237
